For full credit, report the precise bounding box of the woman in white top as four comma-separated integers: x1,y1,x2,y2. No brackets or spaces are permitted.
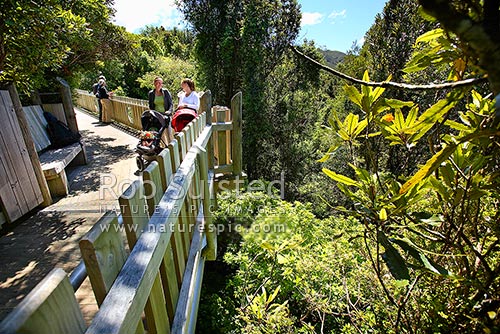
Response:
177,78,200,112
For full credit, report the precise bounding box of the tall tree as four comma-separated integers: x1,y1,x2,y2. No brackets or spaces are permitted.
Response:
0,0,126,92
177,0,301,180
176,0,244,106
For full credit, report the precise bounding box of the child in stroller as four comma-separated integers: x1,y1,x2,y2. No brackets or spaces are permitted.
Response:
135,110,171,171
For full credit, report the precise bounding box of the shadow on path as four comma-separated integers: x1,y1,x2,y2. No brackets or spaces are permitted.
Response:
68,129,136,194
0,109,138,321
0,210,86,319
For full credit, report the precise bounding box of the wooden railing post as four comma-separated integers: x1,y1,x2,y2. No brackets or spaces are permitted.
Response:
0,268,86,334
196,146,217,261
57,77,78,134
231,92,243,176
200,90,212,126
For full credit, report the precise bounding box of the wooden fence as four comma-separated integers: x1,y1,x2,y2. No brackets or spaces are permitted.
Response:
0,91,245,334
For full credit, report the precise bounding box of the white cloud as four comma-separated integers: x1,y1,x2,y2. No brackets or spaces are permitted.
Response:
328,9,347,22
113,0,183,32
301,12,324,26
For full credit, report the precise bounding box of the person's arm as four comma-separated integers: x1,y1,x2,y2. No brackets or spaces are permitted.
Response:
148,91,154,110
177,92,184,109
164,90,173,112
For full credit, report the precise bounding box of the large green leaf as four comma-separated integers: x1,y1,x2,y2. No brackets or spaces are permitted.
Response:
415,28,445,43
445,120,470,132
353,119,368,137
361,70,371,98
322,168,360,187
391,237,452,276
383,99,415,109
410,94,459,142
405,106,419,127
317,144,340,162
378,231,411,281
337,128,350,141
345,113,359,135
401,129,500,194
394,109,405,130
400,144,457,194
344,85,363,108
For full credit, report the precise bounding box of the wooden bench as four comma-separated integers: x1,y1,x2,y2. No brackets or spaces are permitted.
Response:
23,105,86,198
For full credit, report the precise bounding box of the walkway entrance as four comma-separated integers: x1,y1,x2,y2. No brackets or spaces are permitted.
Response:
0,108,138,322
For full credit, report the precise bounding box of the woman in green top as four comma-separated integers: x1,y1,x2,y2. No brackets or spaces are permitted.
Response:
148,77,173,113
147,76,174,145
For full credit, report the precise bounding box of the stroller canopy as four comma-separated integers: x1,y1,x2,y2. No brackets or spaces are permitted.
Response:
141,110,169,132
172,108,197,132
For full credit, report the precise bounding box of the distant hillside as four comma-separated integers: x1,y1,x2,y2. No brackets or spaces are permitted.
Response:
320,50,346,67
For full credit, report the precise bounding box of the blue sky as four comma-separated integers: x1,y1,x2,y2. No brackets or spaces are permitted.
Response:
112,0,388,52
298,0,387,52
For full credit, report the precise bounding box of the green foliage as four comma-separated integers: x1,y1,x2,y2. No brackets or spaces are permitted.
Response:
74,25,196,99
200,191,392,333
321,63,500,331
0,0,130,93
137,56,197,102
139,26,195,60
0,1,88,91
238,287,297,334
403,27,478,82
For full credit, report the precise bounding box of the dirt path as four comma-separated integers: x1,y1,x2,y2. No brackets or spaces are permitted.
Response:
0,108,140,323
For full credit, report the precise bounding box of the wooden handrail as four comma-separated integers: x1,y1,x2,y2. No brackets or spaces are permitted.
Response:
85,126,213,334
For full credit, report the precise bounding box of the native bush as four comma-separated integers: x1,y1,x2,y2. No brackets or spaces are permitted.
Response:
198,191,397,333
320,66,500,331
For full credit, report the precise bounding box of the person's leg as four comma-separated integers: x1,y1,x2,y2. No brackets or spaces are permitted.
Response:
98,99,103,122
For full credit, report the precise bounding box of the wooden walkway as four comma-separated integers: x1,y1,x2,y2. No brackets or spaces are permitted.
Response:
0,89,243,333
0,107,139,323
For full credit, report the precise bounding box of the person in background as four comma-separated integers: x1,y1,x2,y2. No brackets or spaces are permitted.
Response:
97,79,113,124
171,78,200,133
92,75,105,122
148,76,174,144
148,76,173,114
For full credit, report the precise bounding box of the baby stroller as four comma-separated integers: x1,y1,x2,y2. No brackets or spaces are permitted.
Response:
171,107,198,132
135,110,170,171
